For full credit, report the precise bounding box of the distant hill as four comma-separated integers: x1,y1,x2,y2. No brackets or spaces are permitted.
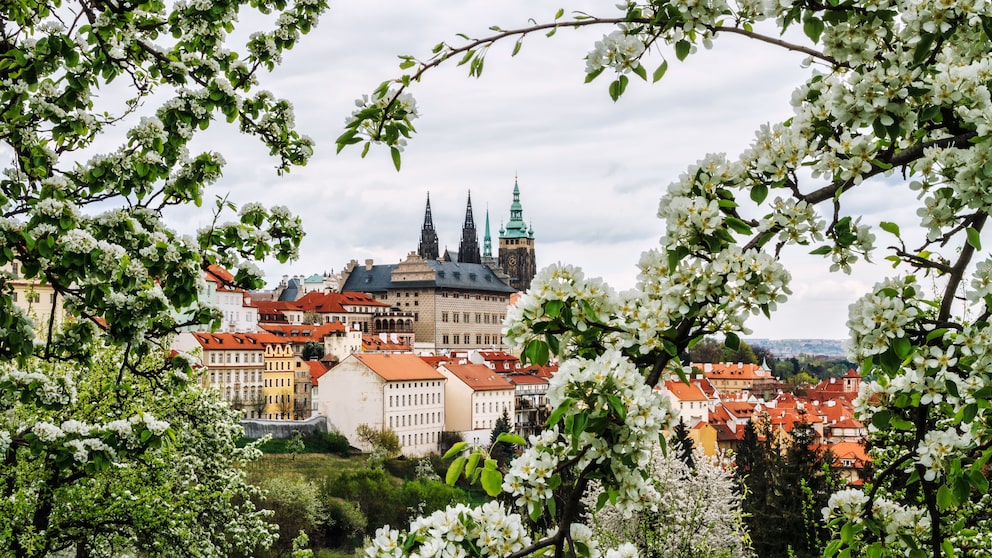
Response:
745,338,849,358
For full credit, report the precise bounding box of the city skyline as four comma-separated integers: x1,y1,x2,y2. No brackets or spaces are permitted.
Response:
161,1,903,341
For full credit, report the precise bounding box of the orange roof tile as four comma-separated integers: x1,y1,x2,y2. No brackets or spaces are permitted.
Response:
362,334,412,352
259,322,347,342
442,363,516,391
353,354,446,382
307,360,330,386
294,291,388,313
663,379,709,401
697,362,774,380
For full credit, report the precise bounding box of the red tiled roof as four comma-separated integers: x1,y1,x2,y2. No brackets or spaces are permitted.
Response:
353,354,446,382
294,291,388,313
663,379,709,401
442,363,516,391
362,334,411,352
191,332,271,349
259,322,347,342
697,362,774,380
307,360,330,386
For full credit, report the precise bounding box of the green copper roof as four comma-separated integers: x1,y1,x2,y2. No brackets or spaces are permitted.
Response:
501,178,533,239
483,208,492,258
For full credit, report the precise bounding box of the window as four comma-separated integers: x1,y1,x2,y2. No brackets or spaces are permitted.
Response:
442,312,448,322
452,313,459,323
463,313,469,322
475,313,481,323
477,335,482,345
464,334,470,344
442,335,449,344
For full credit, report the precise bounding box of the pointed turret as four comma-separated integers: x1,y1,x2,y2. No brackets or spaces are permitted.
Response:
483,207,493,260
498,176,537,292
417,193,439,261
501,177,533,240
457,191,482,264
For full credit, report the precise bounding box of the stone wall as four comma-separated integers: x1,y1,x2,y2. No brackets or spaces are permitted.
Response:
241,415,327,439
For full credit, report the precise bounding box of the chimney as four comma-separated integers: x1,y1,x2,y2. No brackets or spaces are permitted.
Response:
365,259,374,271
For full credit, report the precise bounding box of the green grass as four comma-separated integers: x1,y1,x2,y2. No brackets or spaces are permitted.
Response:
246,453,369,484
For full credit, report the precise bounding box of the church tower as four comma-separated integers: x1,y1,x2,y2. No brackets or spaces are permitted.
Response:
457,191,482,264
498,177,537,291
417,193,439,261
482,208,494,262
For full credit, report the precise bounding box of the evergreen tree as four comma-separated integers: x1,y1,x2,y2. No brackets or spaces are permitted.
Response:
734,416,840,558
490,408,515,468
670,418,696,470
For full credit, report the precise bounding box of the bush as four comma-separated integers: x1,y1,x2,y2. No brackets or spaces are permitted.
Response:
242,432,352,456
255,477,325,558
401,478,467,518
321,498,367,550
321,467,404,533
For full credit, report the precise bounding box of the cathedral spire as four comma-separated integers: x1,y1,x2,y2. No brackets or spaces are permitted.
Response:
417,192,439,260
483,206,493,259
457,191,482,264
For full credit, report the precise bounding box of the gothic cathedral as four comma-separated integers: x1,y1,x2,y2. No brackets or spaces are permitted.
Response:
416,179,536,292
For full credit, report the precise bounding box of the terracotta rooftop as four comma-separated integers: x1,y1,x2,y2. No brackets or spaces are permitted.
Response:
259,322,347,342
306,360,330,386
362,334,412,352
353,353,446,382
294,291,389,313
696,362,774,380
663,379,709,401
191,332,287,349
442,363,516,391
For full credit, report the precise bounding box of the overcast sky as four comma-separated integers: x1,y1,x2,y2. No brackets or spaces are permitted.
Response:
166,1,920,340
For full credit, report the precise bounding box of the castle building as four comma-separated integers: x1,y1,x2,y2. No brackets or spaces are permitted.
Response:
498,178,537,292
416,178,537,292
339,254,515,353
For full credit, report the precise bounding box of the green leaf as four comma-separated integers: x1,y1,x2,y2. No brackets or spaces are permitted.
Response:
496,432,527,445
803,16,825,43
632,63,647,81
936,484,954,510
446,456,466,485
675,40,691,61
524,339,550,365
652,60,669,83
465,451,481,478
724,331,741,350
970,469,989,493
480,468,503,496
871,410,891,430
892,336,912,359
879,221,900,236
512,39,523,57
810,245,833,255
966,227,981,250
544,299,564,318
750,183,768,204
608,75,628,102
390,147,402,171
914,33,935,65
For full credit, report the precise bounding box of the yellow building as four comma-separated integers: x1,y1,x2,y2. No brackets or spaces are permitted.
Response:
176,332,267,418
259,332,297,420
1,260,68,336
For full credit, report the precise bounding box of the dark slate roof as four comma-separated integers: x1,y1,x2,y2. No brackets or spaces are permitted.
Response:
277,277,301,302
342,261,516,294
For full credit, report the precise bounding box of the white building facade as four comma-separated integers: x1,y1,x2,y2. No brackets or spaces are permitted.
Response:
313,353,445,456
